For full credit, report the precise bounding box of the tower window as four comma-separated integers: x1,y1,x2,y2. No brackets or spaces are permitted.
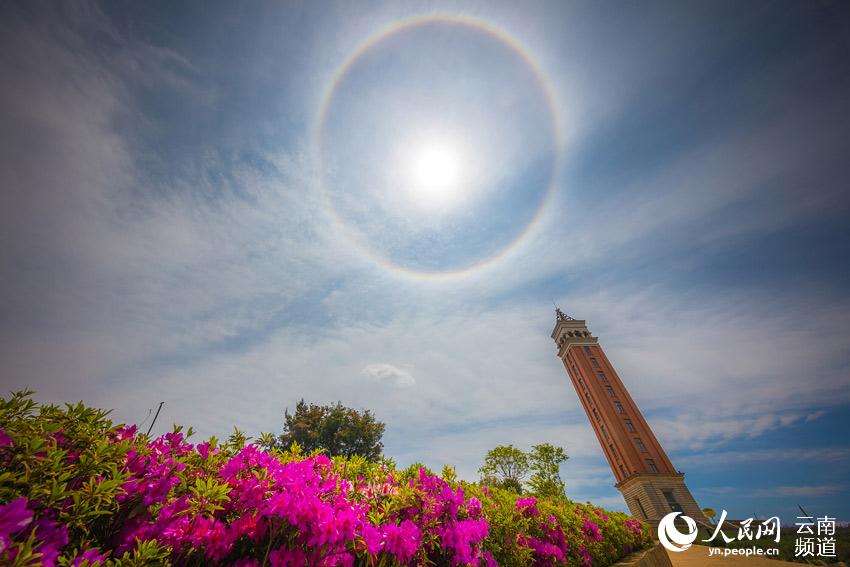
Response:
615,401,625,414
583,346,591,354
597,371,607,381
593,408,600,421
635,498,648,519
591,358,599,367
646,459,658,473
601,425,609,440
584,393,592,405
662,490,684,513
619,464,626,477
624,419,635,432
635,438,648,452
606,386,615,397
578,378,585,389
609,444,617,458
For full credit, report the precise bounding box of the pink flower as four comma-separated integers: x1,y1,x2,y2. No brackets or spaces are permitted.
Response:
466,497,482,519
361,523,384,555
439,518,489,564
583,518,602,542
625,518,643,536
196,441,212,458
32,517,69,567
269,546,307,566
383,519,421,563
516,497,540,517
0,498,33,553
580,543,592,567
110,424,137,443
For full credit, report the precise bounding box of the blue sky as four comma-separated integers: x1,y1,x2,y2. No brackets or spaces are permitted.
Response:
1,0,849,523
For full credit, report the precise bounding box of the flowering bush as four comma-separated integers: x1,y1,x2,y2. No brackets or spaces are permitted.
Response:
0,391,650,566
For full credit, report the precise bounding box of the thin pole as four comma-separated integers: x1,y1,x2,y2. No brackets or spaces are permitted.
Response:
146,402,164,436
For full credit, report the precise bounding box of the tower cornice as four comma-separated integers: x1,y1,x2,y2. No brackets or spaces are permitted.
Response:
551,318,598,358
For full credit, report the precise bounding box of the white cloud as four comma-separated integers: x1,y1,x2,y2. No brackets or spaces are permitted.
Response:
361,363,415,388
805,410,826,422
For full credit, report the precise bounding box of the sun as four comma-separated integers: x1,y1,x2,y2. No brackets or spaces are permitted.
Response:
403,140,466,211
413,145,460,190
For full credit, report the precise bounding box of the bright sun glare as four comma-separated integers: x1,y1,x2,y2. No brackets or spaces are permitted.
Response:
413,145,459,189
405,141,465,211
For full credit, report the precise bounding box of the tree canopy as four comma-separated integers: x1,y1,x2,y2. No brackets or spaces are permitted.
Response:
527,443,569,499
479,443,569,498
478,444,529,493
277,400,385,460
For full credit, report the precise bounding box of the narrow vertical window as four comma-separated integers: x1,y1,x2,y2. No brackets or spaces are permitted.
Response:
624,419,635,432
646,459,658,473
635,498,648,519
591,357,599,367
615,401,625,414
597,371,607,381
662,490,683,513
606,386,615,397
583,346,591,354
635,438,648,452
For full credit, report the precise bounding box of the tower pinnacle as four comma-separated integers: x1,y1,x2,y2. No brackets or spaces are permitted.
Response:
554,307,574,322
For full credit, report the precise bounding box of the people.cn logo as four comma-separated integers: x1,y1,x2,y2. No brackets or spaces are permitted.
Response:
657,512,699,552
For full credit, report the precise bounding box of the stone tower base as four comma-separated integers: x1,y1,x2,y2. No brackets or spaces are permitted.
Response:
617,473,711,529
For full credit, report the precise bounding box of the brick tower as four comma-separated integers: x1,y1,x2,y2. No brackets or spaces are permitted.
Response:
551,309,709,527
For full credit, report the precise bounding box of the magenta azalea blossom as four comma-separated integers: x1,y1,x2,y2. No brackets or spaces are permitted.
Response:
0,498,33,553
583,518,602,542
383,519,421,563
515,497,540,518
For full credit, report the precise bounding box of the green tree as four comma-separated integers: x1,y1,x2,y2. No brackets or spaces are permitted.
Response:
277,400,385,460
527,443,568,499
479,444,529,493
703,507,717,524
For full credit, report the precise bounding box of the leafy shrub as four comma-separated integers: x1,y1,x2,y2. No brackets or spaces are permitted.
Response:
0,391,650,566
